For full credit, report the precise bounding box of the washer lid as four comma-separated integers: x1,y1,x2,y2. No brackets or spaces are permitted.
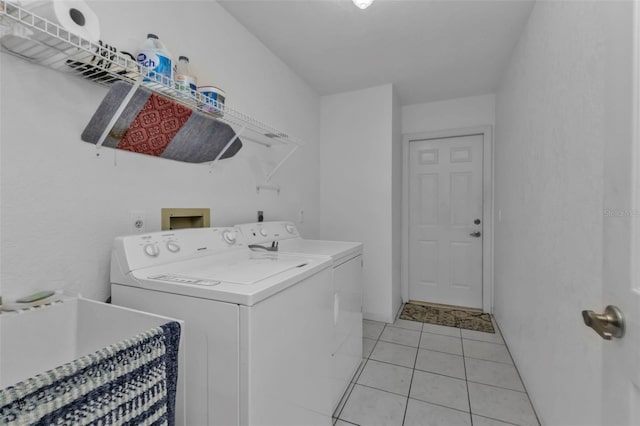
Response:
128,251,331,306
182,252,312,285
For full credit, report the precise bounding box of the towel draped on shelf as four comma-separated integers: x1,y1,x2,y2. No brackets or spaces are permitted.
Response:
0,321,181,426
81,81,242,163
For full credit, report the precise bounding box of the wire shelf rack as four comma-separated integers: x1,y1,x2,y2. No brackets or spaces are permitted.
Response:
0,0,301,185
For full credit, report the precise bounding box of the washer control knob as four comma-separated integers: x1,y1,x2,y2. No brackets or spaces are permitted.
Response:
285,224,295,234
222,230,237,244
144,243,159,257
259,229,268,237
166,241,180,253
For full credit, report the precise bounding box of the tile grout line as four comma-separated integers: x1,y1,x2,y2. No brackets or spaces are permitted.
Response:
416,345,464,358
401,309,422,426
352,383,478,418
410,362,465,381
359,316,517,425
338,318,390,423
348,378,478,416
335,323,380,423
461,329,474,426
462,354,515,365
367,351,475,382
473,413,521,426
367,357,418,371
421,329,466,339
491,316,542,426
405,396,472,416
333,380,357,422
382,327,487,344
339,420,360,426
377,338,422,349
466,379,527,394
350,381,473,414
462,337,508,347
352,380,411,399
462,351,515,365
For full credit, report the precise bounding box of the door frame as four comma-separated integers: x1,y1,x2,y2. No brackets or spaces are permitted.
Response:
402,126,494,312
599,2,640,422
633,0,640,308
630,0,640,394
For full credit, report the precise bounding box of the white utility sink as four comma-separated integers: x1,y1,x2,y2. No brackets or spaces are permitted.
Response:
0,295,185,424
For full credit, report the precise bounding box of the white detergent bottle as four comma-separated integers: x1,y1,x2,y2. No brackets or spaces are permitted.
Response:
137,33,174,86
175,56,197,98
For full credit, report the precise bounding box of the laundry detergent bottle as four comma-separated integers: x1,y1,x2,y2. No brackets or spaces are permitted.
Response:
137,34,174,86
175,56,197,98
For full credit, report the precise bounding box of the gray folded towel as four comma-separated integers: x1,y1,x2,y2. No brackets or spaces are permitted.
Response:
81,81,242,163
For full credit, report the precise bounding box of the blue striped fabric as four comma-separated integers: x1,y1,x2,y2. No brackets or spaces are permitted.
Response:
0,322,180,426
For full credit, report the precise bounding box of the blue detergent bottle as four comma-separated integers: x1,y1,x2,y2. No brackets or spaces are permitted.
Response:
137,34,174,86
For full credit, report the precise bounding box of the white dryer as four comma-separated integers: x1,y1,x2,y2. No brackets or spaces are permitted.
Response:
235,221,363,411
110,227,333,426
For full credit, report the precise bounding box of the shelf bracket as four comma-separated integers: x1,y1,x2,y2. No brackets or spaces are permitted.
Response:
264,144,299,182
95,80,140,149
209,123,247,168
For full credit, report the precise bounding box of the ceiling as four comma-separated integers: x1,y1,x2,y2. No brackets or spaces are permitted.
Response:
218,0,535,106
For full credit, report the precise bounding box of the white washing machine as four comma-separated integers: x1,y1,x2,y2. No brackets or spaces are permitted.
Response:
234,221,363,411
110,227,333,426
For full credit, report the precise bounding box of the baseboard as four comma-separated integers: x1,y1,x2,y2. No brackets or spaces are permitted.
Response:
363,311,393,323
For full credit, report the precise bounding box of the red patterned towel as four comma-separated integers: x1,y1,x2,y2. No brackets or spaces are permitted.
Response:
116,94,192,156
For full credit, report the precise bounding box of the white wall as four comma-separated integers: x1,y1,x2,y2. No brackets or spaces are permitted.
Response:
493,1,632,424
0,1,321,302
391,86,402,318
402,94,495,135
319,84,398,322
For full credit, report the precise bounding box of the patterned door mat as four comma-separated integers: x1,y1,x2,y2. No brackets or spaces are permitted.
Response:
400,300,495,333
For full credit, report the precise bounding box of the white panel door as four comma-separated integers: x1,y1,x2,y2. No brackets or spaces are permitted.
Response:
408,134,484,308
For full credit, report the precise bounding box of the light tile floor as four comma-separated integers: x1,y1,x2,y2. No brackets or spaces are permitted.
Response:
333,313,540,426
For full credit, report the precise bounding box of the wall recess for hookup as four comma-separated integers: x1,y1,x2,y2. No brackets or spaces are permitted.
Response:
129,210,146,233
161,208,211,230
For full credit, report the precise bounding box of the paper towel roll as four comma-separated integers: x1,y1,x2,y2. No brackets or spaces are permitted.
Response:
28,0,100,42
1,0,100,63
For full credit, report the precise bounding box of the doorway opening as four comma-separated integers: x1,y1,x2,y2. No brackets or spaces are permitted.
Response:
402,127,494,313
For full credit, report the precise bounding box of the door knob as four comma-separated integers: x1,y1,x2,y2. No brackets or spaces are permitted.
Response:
470,231,481,238
581,305,625,340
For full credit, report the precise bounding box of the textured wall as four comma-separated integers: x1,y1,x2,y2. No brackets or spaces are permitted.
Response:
0,1,321,302
401,94,495,135
392,87,403,318
493,2,623,424
319,84,396,322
